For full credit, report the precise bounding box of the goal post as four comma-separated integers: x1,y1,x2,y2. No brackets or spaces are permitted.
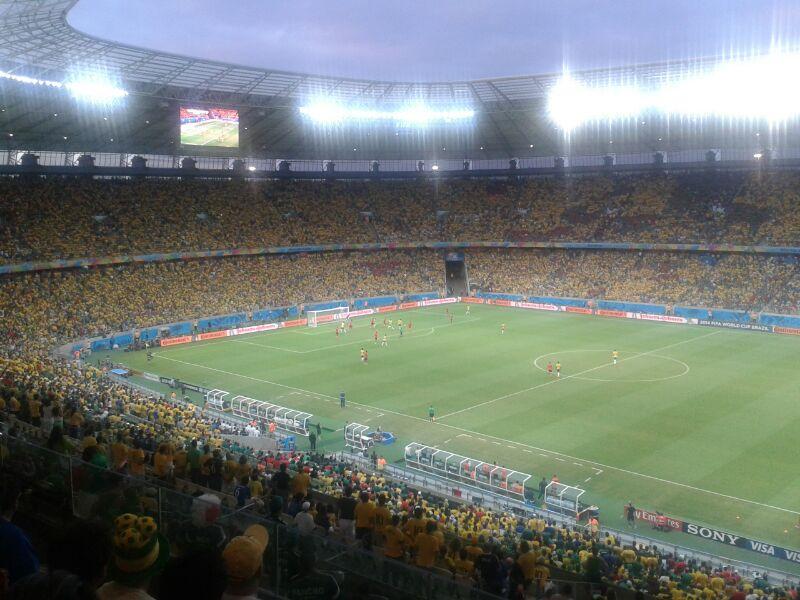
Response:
307,306,349,327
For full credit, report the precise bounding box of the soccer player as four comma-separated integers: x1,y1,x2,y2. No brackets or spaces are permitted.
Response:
360,347,366,362
408,321,412,330
363,349,368,363
428,405,436,422
466,306,470,316
340,392,346,408
383,318,388,327
336,327,340,338
348,320,353,331
398,319,403,328
381,334,388,347
555,361,561,378
449,314,453,324
370,318,375,328
501,323,506,335
612,350,619,365
546,362,553,376
373,329,379,344
388,319,394,330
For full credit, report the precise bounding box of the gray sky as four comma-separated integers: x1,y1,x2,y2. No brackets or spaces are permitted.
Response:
68,0,800,81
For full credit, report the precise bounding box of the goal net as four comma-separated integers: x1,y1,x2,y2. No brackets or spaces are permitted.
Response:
307,306,349,327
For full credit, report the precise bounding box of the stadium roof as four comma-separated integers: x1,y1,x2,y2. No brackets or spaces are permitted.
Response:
0,0,727,103
0,0,797,160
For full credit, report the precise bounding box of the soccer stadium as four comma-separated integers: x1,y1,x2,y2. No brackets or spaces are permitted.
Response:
1,1,799,599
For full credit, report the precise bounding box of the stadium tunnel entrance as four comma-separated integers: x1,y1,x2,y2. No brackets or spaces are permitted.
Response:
444,251,468,296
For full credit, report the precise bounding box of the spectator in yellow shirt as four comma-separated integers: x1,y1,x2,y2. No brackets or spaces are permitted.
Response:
248,471,264,499
382,515,408,560
172,446,188,478
454,548,475,578
415,522,441,568
291,468,311,497
128,440,146,477
517,540,538,584
373,495,392,532
110,434,128,471
153,443,173,480
28,397,42,427
354,491,376,547
405,506,428,541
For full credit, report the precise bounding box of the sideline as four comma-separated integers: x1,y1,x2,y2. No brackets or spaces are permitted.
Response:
150,329,800,517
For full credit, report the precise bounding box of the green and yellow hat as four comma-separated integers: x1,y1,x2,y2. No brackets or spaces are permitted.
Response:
108,513,170,586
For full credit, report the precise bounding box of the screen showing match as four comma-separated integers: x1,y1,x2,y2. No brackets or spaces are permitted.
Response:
180,106,239,148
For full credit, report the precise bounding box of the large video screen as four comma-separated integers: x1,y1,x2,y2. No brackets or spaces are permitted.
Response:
180,106,239,148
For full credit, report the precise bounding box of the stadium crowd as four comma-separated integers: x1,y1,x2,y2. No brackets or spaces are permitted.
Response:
0,249,796,364
0,171,798,598
1,355,798,600
2,171,800,262
0,251,442,358
467,250,800,315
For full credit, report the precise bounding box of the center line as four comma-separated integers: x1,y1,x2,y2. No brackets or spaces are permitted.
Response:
437,330,722,420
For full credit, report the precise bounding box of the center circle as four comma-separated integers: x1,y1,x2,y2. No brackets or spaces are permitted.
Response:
533,349,689,383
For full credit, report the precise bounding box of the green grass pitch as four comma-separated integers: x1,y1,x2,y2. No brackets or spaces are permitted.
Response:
180,119,239,147
113,303,800,573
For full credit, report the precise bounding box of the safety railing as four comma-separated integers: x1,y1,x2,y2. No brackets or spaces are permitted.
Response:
340,452,800,585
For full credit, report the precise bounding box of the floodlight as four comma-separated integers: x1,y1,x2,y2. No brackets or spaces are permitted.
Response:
549,51,800,130
299,102,474,126
753,152,763,159
0,70,123,101
547,75,644,131
1,70,127,103
65,78,128,102
248,166,256,171
431,164,439,171
0,70,61,88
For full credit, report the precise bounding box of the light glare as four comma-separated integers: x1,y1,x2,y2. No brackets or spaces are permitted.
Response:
65,78,128,102
549,52,800,130
0,70,127,102
299,102,474,126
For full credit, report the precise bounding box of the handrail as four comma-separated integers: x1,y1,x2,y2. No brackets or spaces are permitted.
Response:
341,453,800,584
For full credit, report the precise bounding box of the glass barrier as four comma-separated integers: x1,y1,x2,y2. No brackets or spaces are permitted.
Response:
0,433,536,599
3,430,797,599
